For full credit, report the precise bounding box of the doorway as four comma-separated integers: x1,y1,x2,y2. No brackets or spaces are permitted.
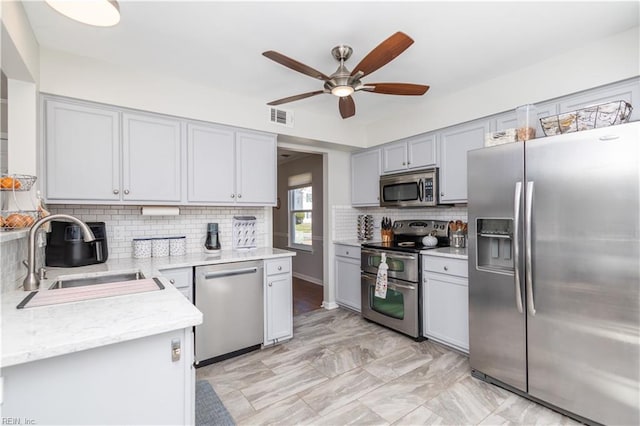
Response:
273,148,324,315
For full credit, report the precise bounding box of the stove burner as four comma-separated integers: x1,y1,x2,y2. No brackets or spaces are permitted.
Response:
397,242,416,247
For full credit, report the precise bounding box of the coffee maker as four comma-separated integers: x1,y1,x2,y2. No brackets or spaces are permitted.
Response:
204,223,221,253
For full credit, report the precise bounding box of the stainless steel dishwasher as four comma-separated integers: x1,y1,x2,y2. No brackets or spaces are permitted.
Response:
194,260,264,365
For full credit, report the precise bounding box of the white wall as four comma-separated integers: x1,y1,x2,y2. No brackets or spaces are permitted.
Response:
365,27,640,145
38,48,367,148
1,0,40,83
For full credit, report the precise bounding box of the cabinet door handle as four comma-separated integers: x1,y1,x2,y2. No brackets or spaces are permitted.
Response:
268,282,273,287
238,194,242,198
113,189,119,194
345,251,349,255
124,189,130,195
231,194,235,198
440,192,444,197
444,266,448,271
277,266,282,271
169,279,175,284
402,162,406,166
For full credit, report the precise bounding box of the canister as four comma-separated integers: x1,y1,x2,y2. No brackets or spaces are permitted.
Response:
132,238,152,259
516,104,537,141
169,236,186,256
152,238,170,257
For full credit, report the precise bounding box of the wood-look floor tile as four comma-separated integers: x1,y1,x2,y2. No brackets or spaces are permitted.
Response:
392,405,447,425
358,380,428,423
200,360,275,397
310,345,375,378
300,368,384,415
216,389,255,422
241,363,328,411
478,412,520,425
492,394,583,425
312,400,389,426
363,346,433,382
238,395,317,426
424,375,510,424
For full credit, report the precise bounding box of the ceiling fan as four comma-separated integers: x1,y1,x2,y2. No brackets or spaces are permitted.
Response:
262,31,429,119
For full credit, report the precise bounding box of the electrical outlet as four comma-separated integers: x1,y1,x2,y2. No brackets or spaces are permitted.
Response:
112,225,125,241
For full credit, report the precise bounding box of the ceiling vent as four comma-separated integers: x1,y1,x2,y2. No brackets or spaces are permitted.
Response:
268,107,294,128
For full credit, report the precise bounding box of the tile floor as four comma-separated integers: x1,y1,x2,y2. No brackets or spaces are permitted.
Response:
196,308,580,425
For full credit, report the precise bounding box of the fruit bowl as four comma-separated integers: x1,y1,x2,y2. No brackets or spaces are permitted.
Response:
0,174,37,191
0,210,40,230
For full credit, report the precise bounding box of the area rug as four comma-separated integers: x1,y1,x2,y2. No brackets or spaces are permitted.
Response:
195,380,235,426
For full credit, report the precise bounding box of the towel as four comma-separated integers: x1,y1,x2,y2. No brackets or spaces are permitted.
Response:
375,253,388,299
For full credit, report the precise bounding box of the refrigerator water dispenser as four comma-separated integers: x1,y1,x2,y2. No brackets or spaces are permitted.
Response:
476,218,514,273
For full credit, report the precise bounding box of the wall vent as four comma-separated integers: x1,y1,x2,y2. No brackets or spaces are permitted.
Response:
268,107,294,128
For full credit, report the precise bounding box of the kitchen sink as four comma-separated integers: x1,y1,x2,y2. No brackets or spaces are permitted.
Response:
49,270,146,289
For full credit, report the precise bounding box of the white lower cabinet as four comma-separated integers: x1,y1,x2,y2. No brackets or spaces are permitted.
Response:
422,255,469,353
264,258,293,346
159,267,193,303
334,244,361,312
2,328,195,425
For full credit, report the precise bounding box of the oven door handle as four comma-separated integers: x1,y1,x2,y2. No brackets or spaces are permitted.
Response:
361,273,416,291
362,249,416,261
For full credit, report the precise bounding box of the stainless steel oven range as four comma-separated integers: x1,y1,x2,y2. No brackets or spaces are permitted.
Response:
361,219,449,339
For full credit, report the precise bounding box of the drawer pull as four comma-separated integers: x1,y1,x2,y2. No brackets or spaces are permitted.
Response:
444,266,448,271
278,266,282,271
170,279,175,284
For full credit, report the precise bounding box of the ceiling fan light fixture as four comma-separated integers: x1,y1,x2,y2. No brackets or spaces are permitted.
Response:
331,85,354,97
45,0,121,27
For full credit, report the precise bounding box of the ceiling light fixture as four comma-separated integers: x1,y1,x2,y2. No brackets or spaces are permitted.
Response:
45,0,121,27
331,85,354,97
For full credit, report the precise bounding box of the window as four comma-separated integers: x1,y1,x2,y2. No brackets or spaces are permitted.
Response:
289,185,312,250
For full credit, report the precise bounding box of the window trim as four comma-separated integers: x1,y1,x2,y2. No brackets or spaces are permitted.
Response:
288,185,313,251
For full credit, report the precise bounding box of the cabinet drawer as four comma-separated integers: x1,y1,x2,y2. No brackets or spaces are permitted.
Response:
335,244,361,260
266,258,291,275
159,267,193,289
424,256,468,278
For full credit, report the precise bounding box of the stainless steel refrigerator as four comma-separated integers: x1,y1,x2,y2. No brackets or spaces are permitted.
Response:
468,121,639,425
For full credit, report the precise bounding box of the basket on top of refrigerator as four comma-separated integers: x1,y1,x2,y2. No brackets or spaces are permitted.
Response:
539,100,632,136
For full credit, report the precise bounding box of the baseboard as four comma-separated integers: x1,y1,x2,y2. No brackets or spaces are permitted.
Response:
292,272,323,286
322,301,339,310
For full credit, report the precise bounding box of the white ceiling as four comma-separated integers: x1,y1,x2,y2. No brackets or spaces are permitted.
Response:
21,1,640,123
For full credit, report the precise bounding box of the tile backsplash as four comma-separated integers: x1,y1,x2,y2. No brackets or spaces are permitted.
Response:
333,205,468,241
47,205,269,259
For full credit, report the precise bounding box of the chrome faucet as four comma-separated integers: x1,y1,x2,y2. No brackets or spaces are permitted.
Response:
22,214,96,291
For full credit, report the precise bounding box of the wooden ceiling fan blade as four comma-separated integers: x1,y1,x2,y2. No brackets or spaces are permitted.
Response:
350,32,414,78
363,83,430,95
262,50,330,81
339,96,356,119
267,90,325,106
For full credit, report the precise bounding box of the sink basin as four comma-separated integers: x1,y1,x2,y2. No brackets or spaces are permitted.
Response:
49,270,146,289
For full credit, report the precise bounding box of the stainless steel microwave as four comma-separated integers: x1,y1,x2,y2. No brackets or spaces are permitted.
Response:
379,169,439,207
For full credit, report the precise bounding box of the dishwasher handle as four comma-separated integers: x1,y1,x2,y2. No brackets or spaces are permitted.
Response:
203,267,259,280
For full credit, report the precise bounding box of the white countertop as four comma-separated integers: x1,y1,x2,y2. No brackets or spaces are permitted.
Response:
2,247,295,368
333,239,368,247
421,246,468,259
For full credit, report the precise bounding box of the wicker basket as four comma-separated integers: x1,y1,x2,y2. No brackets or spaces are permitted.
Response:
540,100,633,137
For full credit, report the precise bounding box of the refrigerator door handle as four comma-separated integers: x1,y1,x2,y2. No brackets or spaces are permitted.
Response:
525,181,536,315
513,181,524,314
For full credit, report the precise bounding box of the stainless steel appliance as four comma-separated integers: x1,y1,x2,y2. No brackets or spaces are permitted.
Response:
379,169,438,207
194,261,264,366
45,220,107,267
468,122,639,425
361,219,449,339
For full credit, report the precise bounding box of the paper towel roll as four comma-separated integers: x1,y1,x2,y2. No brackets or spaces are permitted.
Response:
141,206,180,216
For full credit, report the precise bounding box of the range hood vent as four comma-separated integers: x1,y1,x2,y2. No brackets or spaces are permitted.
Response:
268,107,294,128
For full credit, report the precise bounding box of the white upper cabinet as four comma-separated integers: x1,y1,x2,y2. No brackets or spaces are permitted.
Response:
351,149,381,206
187,123,235,203
382,133,437,174
187,124,276,205
45,100,121,202
439,119,489,203
122,113,182,202
235,131,277,205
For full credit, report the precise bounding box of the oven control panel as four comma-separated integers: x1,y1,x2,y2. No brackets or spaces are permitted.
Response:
392,220,449,238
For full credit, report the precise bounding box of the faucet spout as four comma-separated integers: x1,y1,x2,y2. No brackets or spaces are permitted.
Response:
22,214,96,291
